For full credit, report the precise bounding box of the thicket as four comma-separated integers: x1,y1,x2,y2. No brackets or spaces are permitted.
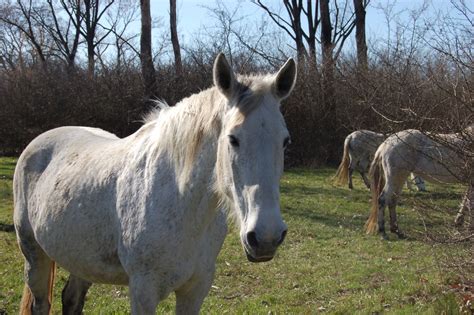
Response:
0,0,472,167
1,50,471,166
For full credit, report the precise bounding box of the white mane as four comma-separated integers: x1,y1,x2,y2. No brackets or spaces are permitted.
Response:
142,100,170,124
139,74,276,191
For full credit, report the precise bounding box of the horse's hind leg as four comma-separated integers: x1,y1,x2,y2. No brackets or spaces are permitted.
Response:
377,191,387,240
388,197,406,239
388,175,407,239
360,171,371,189
61,274,92,315
18,237,54,314
348,166,354,189
359,159,371,189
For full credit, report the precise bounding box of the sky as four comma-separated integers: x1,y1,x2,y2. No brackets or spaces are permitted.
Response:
146,0,464,50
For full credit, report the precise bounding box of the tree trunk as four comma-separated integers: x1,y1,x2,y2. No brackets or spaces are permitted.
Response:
140,0,157,103
319,0,337,162
87,40,95,76
306,0,318,70
353,0,368,70
169,0,182,76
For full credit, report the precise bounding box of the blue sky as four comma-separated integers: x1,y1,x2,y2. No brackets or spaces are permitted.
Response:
147,0,462,47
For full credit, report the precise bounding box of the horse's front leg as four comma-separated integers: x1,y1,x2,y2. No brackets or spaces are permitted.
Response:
455,189,469,227
61,274,92,315
175,268,215,315
128,273,162,315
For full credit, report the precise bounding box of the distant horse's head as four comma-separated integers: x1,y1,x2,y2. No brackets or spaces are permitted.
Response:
214,53,296,262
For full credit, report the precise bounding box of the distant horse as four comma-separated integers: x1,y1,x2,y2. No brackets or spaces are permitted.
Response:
334,130,426,191
365,128,473,239
13,53,297,314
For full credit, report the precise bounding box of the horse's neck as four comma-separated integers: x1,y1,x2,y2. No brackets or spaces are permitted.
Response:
132,89,225,226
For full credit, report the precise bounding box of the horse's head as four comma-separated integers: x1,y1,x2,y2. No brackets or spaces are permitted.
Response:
214,53,296,263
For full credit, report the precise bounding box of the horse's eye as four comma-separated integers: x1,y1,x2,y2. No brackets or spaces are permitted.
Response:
283,137,291,149
228,135,239,147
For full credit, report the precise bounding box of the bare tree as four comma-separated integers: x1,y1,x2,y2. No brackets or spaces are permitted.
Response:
39,0,82,69
0,5,28,70
253,0,317,66
353,0,368,70
169,0,182,75
60,0,115,75
140,0,156,102
0,0,51,66
102,0,140,72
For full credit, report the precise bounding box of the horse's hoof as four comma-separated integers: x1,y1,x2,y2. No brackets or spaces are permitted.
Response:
454,215,464,227
380,233,388,241
397,232,406,239
391,229,406,239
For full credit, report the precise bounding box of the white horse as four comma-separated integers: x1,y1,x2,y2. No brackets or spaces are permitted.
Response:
334,130,426,191
13,53,297,314
365,128,473,239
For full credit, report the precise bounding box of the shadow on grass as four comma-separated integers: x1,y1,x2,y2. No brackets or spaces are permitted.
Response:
281,183,369,200
282,184,458,242
0,223,14,232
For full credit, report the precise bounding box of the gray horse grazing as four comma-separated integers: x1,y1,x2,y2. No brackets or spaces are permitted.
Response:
365,128,473,239
334,130,426,191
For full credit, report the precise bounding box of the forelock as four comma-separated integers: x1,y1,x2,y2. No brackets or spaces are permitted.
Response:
228,74,275,127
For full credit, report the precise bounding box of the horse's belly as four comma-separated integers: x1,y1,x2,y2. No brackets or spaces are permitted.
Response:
32,203,129,285
36,224,129,284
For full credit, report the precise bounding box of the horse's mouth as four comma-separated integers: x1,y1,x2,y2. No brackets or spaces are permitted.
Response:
245,250,274,263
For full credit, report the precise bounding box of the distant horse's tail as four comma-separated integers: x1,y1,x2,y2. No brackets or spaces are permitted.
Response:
334,136,351,187
20,261,56,315
365,148,385,234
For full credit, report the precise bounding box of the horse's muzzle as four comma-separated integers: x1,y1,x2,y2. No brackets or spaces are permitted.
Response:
242,228,287,263
245,251,274,263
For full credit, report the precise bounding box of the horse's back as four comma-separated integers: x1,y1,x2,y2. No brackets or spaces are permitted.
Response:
14,126,128,284
380,129,464,183
348,130,384,163
14,126,120,211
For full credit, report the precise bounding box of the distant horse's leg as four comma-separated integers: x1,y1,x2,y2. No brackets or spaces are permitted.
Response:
406,177,414,191
359,159,371,189
61,274,92,315
377,191,387,240
454,191,468,227
360,171,371,189
129,273,161,314
455,187,472,228
388,197,405,239
175,275,214,315
388,176,407,239
18,237,54,314
348,166,354,189
413,175,426,192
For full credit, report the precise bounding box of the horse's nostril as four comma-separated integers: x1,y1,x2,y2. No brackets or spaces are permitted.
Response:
277,230,287,246
246,231,259,248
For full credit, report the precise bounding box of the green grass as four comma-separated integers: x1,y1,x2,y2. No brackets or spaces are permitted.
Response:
0,157,471,314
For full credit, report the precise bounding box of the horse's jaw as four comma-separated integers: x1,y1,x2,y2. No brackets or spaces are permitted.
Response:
245,251,274,263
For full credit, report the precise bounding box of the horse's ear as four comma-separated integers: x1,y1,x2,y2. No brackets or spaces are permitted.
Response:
213,53,236,99
273,58,297,100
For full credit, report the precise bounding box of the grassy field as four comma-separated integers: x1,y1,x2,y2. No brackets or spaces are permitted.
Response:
0,157,472,314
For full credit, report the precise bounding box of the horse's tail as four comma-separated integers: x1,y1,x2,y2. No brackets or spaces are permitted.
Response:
334,136,351,187
19,261,56,315
365,148,385,234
